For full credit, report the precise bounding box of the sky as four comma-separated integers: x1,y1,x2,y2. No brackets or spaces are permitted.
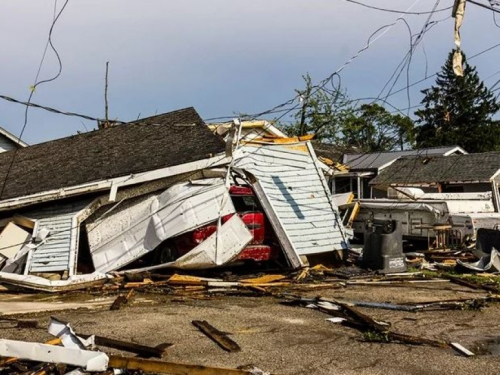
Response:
0,0,499,145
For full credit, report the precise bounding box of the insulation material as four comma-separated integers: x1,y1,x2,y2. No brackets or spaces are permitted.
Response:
120,214,253,273
234,141,349,256
86,178,236,273
0,223,31,259
0,339,108,372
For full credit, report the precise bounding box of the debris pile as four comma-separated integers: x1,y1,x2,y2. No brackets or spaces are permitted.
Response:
0,317,269,375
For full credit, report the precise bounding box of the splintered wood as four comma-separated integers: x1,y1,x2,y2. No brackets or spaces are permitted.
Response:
192,320,241,352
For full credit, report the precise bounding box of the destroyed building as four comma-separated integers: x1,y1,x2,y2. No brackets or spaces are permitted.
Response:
0,107,348,291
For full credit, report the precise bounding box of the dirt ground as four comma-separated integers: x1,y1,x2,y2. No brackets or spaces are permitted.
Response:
1,282,500,375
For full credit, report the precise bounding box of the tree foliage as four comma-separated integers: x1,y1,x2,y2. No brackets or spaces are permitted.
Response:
286,74,353,142
415,50,500,152
341,104,415,152
284,74,415,152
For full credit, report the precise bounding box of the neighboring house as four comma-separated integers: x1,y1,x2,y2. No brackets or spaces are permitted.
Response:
0,126,28,152
207,120,287,141
333,146,467,199
369,152,500,196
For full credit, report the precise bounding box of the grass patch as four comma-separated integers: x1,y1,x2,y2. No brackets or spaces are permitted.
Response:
363,330,389,343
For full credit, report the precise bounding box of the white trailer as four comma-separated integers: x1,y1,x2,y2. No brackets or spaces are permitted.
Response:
353,192,500,242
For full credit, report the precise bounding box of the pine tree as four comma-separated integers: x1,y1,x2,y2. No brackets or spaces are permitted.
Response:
415,50,500,153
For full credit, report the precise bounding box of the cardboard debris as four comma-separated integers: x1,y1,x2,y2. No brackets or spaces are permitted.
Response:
0,222,31,260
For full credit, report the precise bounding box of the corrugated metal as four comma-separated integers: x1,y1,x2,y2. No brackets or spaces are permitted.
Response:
24,201,90,274
234,142,348,255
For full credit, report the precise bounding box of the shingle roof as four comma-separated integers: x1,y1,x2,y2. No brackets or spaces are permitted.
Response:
311,141,350,162
370,152,500,186
0,107,226,200
343,146,467,170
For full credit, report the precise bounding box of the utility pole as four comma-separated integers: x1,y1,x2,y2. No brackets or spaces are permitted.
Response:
98,61,111,129
105,61,109,123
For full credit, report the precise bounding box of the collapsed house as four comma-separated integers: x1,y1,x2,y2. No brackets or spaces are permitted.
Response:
351,152,500,246
0,108,348,291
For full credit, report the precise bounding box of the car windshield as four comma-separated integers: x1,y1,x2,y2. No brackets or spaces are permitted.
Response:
231,195,257,212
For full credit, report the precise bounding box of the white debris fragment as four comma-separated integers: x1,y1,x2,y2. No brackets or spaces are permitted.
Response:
0,339,109,372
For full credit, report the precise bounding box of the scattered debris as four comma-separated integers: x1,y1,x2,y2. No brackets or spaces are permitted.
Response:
192,320,241,352
110,289,134,311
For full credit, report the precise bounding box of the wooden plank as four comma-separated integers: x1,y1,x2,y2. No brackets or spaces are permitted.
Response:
108,355,254,375
78,333,170,358
192,320,241,352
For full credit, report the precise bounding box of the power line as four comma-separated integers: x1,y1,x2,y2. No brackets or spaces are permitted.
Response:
0,94,119,123
343,0,452,15
0,0,71,200
468,0,500,13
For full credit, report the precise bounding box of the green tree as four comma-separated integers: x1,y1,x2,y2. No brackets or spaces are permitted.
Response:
284,75,415,152
285,74,354,142
341,103,415,152
415,50,500,152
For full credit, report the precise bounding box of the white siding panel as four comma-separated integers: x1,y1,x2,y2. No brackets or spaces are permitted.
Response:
234,143,348,255
24,201,90,275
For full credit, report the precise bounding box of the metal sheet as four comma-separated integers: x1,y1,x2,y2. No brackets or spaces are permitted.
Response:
0,339,109,372
234,142,348,256
121,214,253,272
86,178,236,273
23,200,91,275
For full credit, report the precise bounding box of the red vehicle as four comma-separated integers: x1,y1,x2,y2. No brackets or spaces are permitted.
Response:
154,185,278,265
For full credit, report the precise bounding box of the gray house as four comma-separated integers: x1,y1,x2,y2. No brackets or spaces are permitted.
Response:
370,152,500,196
332,146,467,198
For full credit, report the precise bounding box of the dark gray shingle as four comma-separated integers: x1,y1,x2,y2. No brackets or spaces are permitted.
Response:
0,107,225,200
370,152,500,186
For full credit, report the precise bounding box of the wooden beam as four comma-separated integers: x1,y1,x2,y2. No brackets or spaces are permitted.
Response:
192,320,241,352
78,333,170,358
108,356,255,375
